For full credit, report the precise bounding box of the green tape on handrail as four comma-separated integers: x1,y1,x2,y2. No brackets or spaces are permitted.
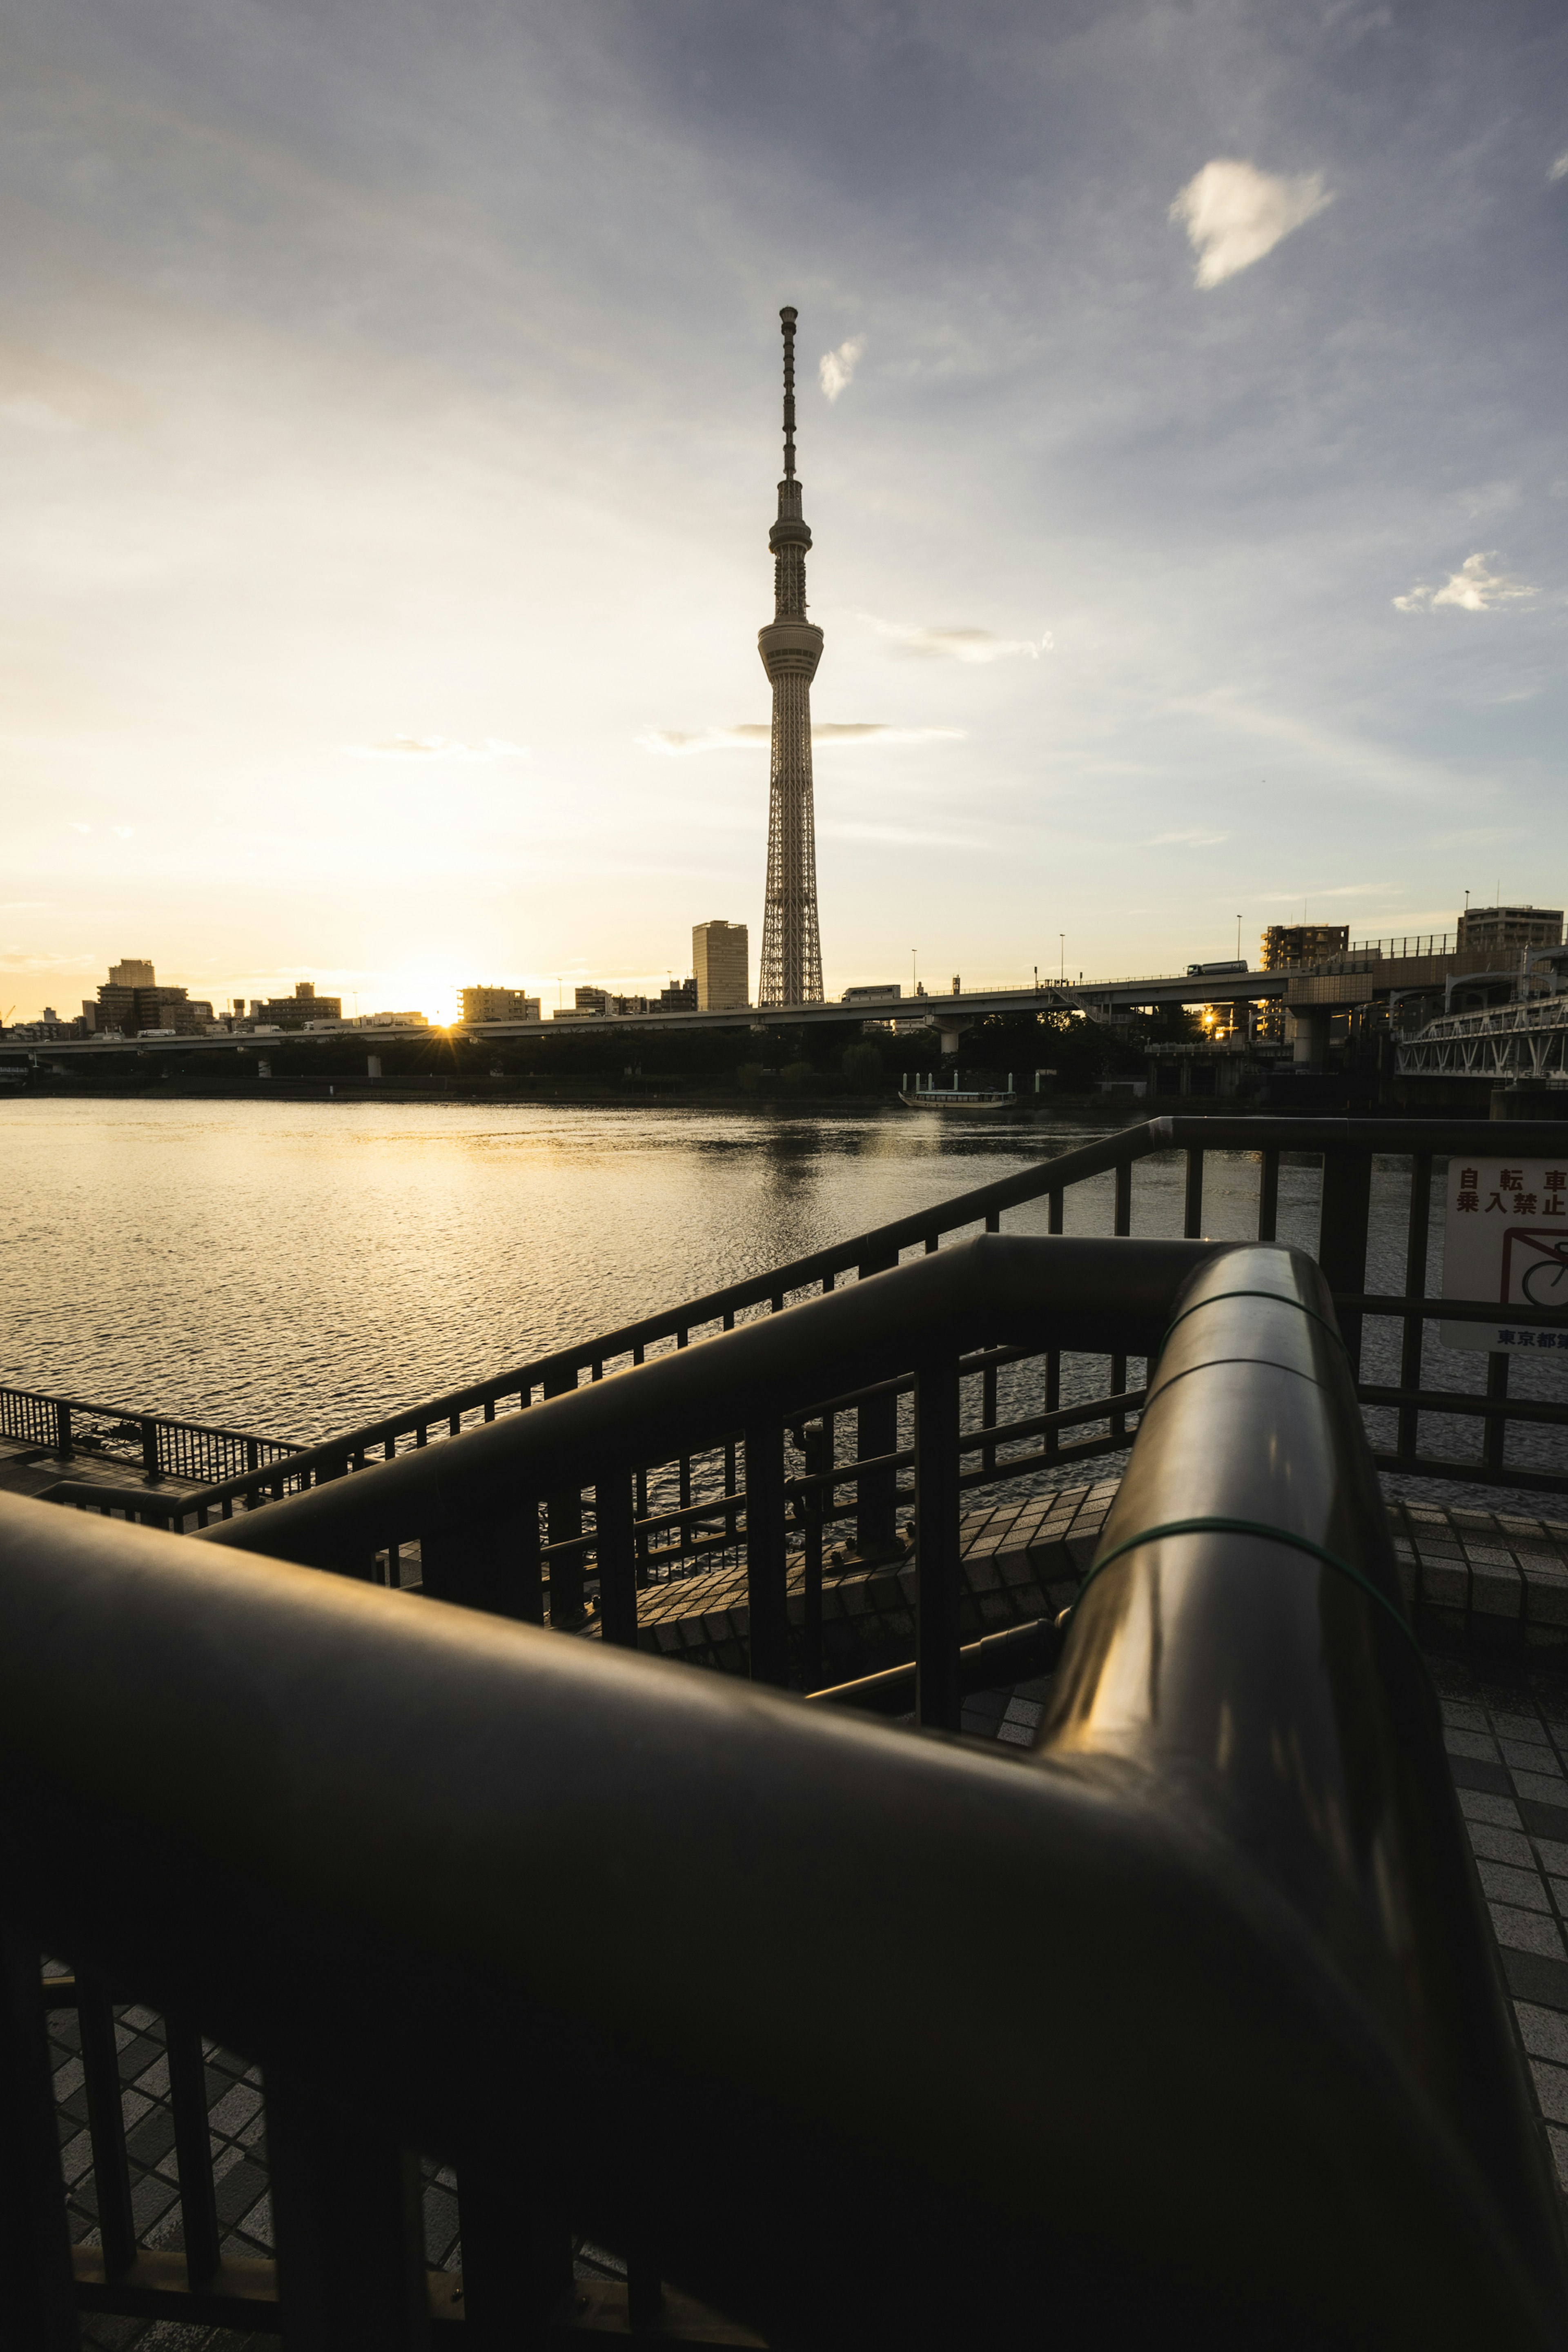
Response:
1063,1513,1419,1654
1160,1289,1350,1358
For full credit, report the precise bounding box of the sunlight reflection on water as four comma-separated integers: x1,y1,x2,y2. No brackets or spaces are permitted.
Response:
3,1097,1563,1510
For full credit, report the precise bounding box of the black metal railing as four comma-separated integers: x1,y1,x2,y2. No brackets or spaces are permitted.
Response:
39,1121,1568,1589
2,1243,1563,2346
0,1383,300,1487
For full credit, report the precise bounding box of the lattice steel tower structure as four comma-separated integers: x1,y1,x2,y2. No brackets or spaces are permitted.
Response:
757,306,824,1009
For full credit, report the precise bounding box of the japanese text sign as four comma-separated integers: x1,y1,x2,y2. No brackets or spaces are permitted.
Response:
1440,1157,1568,1353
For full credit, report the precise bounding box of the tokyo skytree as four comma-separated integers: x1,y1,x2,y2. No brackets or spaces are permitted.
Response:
757,306,824,1009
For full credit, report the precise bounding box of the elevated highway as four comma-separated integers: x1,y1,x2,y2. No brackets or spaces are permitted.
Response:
5,970,1293,1064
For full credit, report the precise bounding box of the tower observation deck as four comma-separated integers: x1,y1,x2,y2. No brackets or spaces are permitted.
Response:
757,306,824,1009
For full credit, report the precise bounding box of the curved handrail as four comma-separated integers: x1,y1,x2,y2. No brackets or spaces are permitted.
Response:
0,1241,1562,2342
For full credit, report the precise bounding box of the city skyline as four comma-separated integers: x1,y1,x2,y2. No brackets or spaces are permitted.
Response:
2,3,1565,1025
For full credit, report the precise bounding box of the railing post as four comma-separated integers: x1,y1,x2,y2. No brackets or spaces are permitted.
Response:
1257,1149,1280,1242
78,1969,136,2278
165,2013,221,2283
1398,1151,1434,1466
855,1253,899,1559
915,1355,962,1733
1183,1148,1204,1240
744,1422,790,1687
596,1471,639,1649
53,1400,71,1457
0,1933,78,2349
1318,1147,1373,1373
140,1415,162,1484
266,2061,431,2350
801,1421,829,1690
544,1369,585,1626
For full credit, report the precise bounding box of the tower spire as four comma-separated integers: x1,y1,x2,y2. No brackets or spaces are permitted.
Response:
781,303,797,480
757,305,824,1009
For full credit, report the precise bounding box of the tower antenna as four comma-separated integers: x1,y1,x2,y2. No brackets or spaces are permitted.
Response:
757,306,824,1009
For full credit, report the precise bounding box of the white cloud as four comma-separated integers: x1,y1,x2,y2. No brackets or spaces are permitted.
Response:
640,722,964,755
819,336,866,402
110,825,134,838
69,822,91,834
1393,552,1534,613
1550,152,1568,183
1169,158,1333,289
344,736,528,761
860,615,1052,664
0,395,77,434
1141,828,1231,847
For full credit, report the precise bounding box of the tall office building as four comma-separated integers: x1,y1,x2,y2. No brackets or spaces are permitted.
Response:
757,307,824,1009
694,919,749,1010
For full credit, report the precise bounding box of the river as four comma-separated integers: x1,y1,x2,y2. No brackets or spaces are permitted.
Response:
4,1096,1564,1509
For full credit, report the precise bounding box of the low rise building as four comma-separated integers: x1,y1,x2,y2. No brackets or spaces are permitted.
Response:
83,958,214,1036
1259,925,1350,971
1455,904,1564,956
660,977,697,1011
249,981,343,1029
461,986,542,1023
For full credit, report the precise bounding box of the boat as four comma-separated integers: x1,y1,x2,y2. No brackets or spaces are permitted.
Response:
898,1084,1017,1111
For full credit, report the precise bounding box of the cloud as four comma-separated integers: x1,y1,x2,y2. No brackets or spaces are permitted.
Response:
860,615,1052,664
640,722,964,754
819,336,866,402
344,736,528,761
1169,159,1333,289
1550,152,1568,183
1141,828,1231,847
1260,883,1392,901
0,395,78,434
110,825,134,838
69,822,91,834
1393,552,1534,613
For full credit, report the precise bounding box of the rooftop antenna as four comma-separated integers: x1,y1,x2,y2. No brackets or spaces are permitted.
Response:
780,304,797,481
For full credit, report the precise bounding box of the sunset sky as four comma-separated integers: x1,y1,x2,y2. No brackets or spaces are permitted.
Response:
2,0,1565,1022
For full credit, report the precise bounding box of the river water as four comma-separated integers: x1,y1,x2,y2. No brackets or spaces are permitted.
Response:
4,1096,1564,1508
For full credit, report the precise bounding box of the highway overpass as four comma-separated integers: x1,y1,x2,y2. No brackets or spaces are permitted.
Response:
3,969,1294,1063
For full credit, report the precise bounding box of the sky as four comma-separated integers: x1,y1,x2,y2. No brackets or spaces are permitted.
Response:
1,0,1565,1023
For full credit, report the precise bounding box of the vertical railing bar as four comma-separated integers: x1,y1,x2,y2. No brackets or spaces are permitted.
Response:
1257,1149,1279,1243
77,1972,136,2278
595,1471,639,1648
1183,1147,1204,1240
1398,1151,1434,1464
1044,1350,1061,1460
1113,1159,1132,1238
744,1422,789,1687
165,2015,221,2283
0,1933,78,2348
1047,1187,1063,1236
914,1354,962,1733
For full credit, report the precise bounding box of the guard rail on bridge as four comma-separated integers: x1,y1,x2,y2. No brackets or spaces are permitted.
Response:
2,1241,1564,2345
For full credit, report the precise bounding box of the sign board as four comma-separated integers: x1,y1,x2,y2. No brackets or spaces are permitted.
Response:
1439,1156,1568,1353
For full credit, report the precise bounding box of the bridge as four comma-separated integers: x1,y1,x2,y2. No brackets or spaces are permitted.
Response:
4,970,1293,1064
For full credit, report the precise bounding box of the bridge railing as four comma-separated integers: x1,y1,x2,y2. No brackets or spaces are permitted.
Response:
2,1242,1563,2347
0,1384,300,1487
38,1119,1568,1570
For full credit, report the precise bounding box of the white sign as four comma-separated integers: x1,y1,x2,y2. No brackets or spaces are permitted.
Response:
1440,1155,1568,1353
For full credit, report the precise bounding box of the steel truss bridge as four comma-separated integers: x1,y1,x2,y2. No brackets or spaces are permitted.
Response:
1397,995,1568,1084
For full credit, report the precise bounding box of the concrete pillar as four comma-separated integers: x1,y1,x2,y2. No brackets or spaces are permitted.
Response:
1290,1010,1330,1068
935,1020,969,1058
367,1055,382,1078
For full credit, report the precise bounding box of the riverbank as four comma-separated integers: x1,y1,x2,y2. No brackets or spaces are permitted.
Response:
4,1072,1129,1114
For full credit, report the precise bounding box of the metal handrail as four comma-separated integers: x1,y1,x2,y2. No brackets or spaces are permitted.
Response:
36,1114,1568,1530
1,1241,1562,2345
